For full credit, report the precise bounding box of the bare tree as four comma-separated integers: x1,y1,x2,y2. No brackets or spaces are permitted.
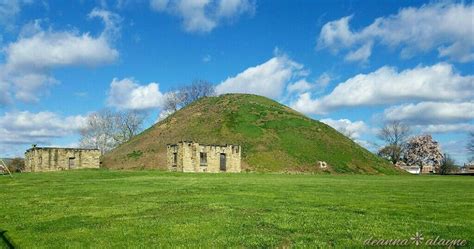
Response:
439,153,457,175
377,121,411,164
162,91,184,113
377,144,403,164
180,80,216,106
114,110,146,142
79,109,146,154
404,135,443,173
79,110,116,154
161,80,215,117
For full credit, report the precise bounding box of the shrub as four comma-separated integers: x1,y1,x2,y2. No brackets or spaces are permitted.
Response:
439,154,457,175
7,158,25,173
127,150,143,160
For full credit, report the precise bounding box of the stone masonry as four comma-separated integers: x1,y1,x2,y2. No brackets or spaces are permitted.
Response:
167,141,241,173
24,146,100,172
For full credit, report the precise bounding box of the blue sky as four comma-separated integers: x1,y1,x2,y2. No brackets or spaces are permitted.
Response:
0,0,473,163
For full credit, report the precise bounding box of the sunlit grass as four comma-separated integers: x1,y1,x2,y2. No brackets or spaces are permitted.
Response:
1,169,472,248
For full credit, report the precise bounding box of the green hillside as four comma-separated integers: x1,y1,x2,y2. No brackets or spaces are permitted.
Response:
102,94,401,174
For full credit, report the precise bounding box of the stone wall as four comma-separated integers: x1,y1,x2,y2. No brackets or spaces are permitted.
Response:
24,147,100,172
167,141,241,173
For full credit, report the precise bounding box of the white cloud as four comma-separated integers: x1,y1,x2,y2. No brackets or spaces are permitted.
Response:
320,118,372,148
215,55,307,99
317,2,474,62
0,0,20,28
150,0,255,33
0,0,31,31
0,82,10,106
317,15,355,52
216,0,255,18
107,77,166,110
291,63,474,115
4,30,118,70
291,92,315,114
8,73,58,102
287,72,332,94
150,0,169,11
315,72,332,88
88,8,122,40
0,111,86,145
419,123,474,134
344,41,372,62
0,9,120,105
384,102,474,125
152,0,216,32
320,118,367,139
287,79,313,94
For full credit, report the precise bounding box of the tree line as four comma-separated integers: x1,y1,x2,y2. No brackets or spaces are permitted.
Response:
376,121,470,174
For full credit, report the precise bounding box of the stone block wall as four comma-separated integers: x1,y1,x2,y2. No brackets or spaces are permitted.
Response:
25,147,100,172
167,141,241,173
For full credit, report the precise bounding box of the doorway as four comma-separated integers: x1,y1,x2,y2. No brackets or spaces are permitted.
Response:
68,157,76,169
220,153,226,172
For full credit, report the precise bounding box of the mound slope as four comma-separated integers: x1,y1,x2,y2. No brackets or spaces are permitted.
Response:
102,94,400,174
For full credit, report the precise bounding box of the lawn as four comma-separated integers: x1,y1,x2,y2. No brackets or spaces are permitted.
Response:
0,170,473,248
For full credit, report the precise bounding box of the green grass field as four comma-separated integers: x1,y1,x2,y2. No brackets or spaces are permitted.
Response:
1,170,473,248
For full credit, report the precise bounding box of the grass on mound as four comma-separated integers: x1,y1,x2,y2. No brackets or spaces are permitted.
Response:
0,170,472,248
103,94,399,174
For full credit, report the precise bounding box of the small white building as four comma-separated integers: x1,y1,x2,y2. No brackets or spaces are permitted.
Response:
461,162,474,174
399,166,420,174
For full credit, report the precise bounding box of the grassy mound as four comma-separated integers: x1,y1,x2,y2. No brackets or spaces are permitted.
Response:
102,94,400,174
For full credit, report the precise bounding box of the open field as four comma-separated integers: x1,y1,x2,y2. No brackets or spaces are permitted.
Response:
0,170,473,248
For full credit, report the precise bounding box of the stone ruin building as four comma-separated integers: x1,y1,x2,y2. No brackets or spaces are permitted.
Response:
24,145,100,172
167,141,241,173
